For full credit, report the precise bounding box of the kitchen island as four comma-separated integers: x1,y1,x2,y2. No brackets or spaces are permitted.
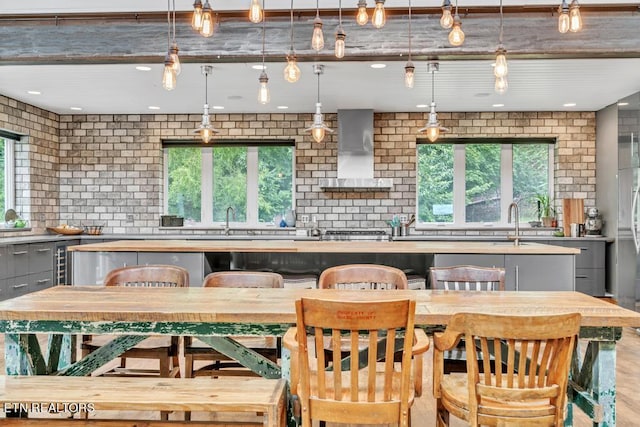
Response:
69,240,579,291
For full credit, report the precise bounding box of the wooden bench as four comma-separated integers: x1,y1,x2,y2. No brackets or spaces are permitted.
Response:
0,376,286,426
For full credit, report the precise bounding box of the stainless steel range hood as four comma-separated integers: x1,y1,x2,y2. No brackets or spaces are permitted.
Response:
318,109,393,190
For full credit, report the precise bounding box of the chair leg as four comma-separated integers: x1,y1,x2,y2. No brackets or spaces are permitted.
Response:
160,356,171,421
436,397,449,427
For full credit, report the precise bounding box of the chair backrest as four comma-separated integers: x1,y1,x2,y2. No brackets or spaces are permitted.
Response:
318,264,408,290
436,312,580,426
429,265,505,291
103,264,189,288
203,271,284,288
295,297,416,426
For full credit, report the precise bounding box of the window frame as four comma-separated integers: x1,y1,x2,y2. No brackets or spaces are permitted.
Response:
0,132,18,213
162,139,296,228
416,137,555,229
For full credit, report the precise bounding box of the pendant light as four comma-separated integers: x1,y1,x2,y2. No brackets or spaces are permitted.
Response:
335,0,346,59
494,0,508,94
440,0,453,29
448,0,464,46
558,0,570,33
284,0,301,83
311,0,324,51
200,0,214,37
162,0,177,91
419,61,448,143
192,0,203,31
169,0,181,76
569,0,582,32
193,65,219,144
372,0,386,29
356,0,368,26
305,64,333,143
404,0,414,88
257,0,270,104
249,0,263,23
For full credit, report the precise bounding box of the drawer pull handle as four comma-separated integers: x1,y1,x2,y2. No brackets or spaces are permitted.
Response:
36,279,50,284
578,247,589,251
575,275,589,279
13,284,28,289
36,248,51,253
12,251,28,255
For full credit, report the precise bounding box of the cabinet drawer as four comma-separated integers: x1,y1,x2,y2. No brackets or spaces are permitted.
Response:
30,271,54,290
575,268,606,296
29,243,54,274
433,254,505,268
0,278,6,300
8,244,30,277
546,240,605,269
7,276,31,299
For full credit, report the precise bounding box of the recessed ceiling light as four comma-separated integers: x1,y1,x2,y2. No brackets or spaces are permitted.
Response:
277,105,289,109
416,104,428,108
148,106,161,110
135,66,151,71
563,103,576,107
492,103,504,108
370,63,387,69
27,90,41,95
70,107,83,111
618,102,629,106
474,93,490,98
252,64,266,70
228,95,243,100
212,106,225,110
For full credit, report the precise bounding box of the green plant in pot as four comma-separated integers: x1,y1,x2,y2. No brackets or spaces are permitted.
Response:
535,193,555,227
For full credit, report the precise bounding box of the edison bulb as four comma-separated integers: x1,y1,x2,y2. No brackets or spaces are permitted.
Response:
440,8,453,29
356,2,368,25
249,0,263,23
169,44,181,76
311,127,326,143
372,0,386,29
448,18,464,46
258,72,270,104
569,0,582,32
311,18,324,51
200,128,213,144
200,7,214,37
162,56,176,91
495,75,508,94
335,29,346,59
284,56,301,83
494,50,508,78
191,0,203,30
426,126,440,143
404,63,415,88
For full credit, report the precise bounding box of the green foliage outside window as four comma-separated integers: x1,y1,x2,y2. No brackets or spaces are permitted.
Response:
0,139,5,211
212,147,247,222
417,144,453,223
258,146,293,223
167,147,202,221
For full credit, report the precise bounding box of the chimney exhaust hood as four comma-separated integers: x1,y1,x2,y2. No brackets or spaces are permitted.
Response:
318,109,393,190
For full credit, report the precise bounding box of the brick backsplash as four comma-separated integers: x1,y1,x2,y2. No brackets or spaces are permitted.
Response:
1,97,596,235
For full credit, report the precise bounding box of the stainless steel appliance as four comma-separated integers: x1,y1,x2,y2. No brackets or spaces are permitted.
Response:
322,230,390,241
585,207,603,235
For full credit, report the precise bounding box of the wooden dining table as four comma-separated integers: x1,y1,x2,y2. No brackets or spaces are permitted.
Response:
0,286,638,426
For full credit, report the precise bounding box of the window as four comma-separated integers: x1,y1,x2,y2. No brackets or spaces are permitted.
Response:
0,133,17,214
417,138,554,227
164,141,294,227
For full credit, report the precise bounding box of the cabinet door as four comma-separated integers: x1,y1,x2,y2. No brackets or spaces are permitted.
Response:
433,254,505,268
71,252,137,285
8,244,29,277
0,246,8,280
138,253,204,287
0,278,6,300
29,243,54,274
505,255,575,291
575,268,606,296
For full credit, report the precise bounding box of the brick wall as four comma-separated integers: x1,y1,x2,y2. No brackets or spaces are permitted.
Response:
54,110,595,234
0,95,59,234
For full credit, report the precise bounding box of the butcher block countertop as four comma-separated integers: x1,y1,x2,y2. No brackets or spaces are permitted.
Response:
67,239,580,255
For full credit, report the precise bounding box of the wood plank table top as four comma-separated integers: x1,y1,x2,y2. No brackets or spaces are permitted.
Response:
0,286,636,328
67,239,580,255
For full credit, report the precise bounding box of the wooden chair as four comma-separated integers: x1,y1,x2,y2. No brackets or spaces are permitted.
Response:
184,271,284,379
81,264,189,421
284,298,429,427
433,312,580,427
429,265,506,291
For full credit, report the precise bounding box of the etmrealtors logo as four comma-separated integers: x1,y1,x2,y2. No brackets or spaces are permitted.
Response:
3,402,95,413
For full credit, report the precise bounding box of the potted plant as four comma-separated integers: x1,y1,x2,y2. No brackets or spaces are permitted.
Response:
535,193,555,227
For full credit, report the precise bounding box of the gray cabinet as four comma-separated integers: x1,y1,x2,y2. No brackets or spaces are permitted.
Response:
138,252,204,287
504,254,575,291
433,254,504,268
540,240,606,296
1,242,55,300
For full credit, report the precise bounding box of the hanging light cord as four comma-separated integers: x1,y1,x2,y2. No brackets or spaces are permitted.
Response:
316,0,320,18
408,0,412,61
261,0,266,67
205,69,209,105
289,0,294,51
454,0,459,16
499,0,503,44
317,69,320,104
431,66,435,103
166,0,171,48
339,0,342,26
172,0,176,42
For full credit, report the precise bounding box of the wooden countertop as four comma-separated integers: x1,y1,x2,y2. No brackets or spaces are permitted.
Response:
0,287,636,327
67,239,580,255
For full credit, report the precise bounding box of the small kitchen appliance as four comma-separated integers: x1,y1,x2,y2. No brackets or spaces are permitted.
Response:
584,207,603,235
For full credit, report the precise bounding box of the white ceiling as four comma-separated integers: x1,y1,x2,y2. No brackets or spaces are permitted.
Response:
1,0,639,115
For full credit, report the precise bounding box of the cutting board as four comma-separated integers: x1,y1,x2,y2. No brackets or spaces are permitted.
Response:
562,198,585,236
